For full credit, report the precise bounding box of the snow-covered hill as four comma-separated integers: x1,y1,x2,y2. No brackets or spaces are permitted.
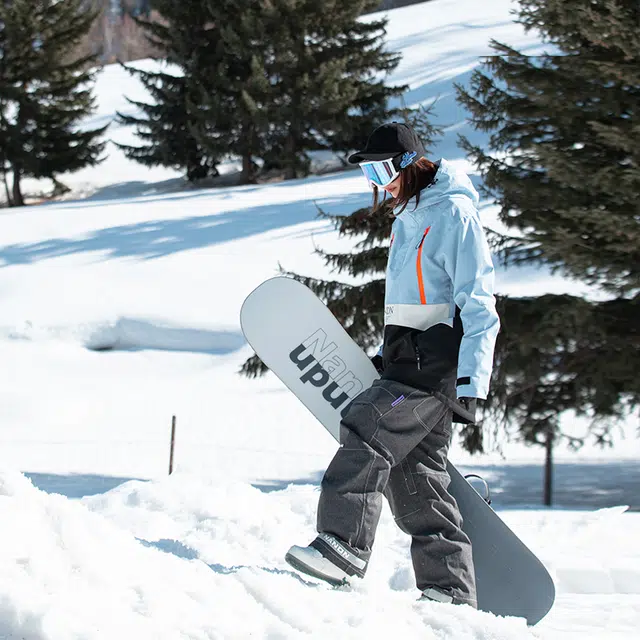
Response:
0,0,638,638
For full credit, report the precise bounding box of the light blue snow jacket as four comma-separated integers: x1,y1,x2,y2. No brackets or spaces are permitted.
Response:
380,159,500,400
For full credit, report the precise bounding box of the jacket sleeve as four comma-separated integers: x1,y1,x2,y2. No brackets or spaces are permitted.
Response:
441,206,500,399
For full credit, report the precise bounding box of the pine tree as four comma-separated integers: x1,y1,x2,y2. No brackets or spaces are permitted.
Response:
456,0,639,501
116,1,274,184
115,2,222,182
190,0,272,184
241,104,441,377
116,1,408,184
261,0,408,178
0,0,106,206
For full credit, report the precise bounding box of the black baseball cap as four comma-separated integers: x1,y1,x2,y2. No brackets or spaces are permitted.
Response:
348,122,427,164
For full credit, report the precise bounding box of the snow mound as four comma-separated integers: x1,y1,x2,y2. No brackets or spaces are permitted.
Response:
85,317,246,354
0,471,536,639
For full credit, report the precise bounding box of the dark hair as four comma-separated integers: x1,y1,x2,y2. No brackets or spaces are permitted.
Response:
372,157,438,215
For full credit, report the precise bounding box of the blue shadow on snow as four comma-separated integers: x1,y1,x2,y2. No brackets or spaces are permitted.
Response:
0,178,368,266
25,472,141,498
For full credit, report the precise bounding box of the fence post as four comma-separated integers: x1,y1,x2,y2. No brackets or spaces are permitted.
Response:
169,415,176,475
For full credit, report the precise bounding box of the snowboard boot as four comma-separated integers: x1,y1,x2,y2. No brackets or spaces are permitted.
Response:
420,587,455,604
285,533,368,586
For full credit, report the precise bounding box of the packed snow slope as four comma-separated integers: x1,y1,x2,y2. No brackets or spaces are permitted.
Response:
0,0,638,638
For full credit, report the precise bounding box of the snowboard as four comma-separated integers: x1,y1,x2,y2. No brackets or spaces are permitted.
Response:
240,276,555,625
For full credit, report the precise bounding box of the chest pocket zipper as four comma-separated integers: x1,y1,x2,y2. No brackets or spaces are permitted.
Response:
412,226,432,371
416,226,431,305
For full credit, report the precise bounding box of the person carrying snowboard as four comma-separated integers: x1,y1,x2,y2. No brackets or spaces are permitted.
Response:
286,122,500,607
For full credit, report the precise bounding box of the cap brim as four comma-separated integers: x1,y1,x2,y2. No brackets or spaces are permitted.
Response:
348,151,400,164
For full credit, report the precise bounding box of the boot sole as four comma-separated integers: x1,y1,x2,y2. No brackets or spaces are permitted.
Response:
284,551,348,587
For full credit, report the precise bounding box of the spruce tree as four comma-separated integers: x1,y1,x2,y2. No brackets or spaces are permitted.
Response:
115,2,222,182
190,0,272,184
0,0,106,206
261,0,408,178
117,1,273,184
455,0,639,501
116,1,408,183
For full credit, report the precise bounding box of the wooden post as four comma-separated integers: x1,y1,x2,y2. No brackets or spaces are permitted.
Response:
169,415,176,475
543,426,553,507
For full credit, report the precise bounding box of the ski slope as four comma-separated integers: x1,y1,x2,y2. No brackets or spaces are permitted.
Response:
0,0,638,638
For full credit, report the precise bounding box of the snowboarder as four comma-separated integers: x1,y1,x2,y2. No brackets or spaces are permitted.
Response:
286,122,500,607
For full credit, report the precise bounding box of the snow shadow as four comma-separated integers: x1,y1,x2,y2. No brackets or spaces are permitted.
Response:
85,317,245,354
252,471,324,493
138,538,320,585
138,538,199,560
81,176,190,202
25,472,140,498
256,461,640,511
77,166,262,203
456,461,640,512
0,184,367,266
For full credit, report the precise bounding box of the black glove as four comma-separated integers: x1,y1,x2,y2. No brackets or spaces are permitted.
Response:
453,397,477,425
371,355,384,374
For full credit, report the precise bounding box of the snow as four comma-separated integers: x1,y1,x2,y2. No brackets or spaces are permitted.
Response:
0,0,638,638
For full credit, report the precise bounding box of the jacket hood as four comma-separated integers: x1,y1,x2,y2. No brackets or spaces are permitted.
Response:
413,159,479,210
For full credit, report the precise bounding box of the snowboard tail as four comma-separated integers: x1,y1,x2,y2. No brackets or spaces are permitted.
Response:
240,276,555,625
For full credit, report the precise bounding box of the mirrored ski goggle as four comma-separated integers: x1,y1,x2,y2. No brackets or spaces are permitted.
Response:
359,157,401,188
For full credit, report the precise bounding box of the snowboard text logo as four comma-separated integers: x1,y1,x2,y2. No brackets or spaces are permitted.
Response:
289,329,364,418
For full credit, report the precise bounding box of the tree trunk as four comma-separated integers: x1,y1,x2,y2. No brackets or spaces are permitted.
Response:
1,169,12,207
242,153,256,184
543,426,554,506
11,164,24,207
284,131,297,180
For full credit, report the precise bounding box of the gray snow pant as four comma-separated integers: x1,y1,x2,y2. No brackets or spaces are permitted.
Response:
317,378,477,607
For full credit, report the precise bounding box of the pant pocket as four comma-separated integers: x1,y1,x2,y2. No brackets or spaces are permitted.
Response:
401,457,417,496
345,380,423,430
411,393,450,437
